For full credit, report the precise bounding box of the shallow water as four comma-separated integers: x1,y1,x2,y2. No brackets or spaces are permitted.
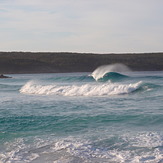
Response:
0,69,163,163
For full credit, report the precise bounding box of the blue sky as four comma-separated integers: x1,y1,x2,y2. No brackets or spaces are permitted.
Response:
0,0,163,53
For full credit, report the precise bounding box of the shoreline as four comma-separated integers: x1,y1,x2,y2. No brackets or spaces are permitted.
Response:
2,71,163,77
0,52,163,74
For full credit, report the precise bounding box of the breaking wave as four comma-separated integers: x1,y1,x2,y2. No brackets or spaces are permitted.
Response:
91,64,131,81
98,72,129,82
20,81,142,96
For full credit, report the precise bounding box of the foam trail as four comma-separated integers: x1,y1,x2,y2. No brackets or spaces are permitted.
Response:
91,64,131,81
20,81,142,96
2,132,162,163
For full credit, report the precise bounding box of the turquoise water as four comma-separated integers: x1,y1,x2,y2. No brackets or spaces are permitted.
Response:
0,65,163,163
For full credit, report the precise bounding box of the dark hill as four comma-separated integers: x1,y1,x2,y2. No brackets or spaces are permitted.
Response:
0,52,163,74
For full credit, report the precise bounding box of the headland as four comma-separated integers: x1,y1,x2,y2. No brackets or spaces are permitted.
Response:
0,52,163,74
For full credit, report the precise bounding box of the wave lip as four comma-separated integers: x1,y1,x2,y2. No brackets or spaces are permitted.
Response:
20,81,142,96
91,64,131,81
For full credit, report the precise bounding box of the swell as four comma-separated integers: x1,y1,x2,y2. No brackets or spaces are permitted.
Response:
98,72,129,82
1,113,162,135
0,83,21,91
134,82,162,94
41,72,129,83
45,75,94,83
49,73,163,83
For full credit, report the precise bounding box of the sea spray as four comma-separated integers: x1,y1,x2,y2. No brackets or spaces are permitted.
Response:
20,81,142,96
91,64,131,81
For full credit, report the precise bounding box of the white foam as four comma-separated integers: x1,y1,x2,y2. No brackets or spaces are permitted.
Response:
20,81,142,96
123,132,163,148
1,133,162,163
0,138,39,163
91,64,131,81
51,135,163,163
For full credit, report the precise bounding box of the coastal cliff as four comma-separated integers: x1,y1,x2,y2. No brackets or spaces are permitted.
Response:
0,52,163,74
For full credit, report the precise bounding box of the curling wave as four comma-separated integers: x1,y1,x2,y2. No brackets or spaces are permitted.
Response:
91,64,131,81
99,72,129,82
20,81,142,96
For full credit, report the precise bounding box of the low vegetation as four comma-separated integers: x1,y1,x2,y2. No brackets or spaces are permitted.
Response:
0,52,163,74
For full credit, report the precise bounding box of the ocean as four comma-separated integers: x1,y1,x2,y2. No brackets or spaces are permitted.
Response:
0,64,163,163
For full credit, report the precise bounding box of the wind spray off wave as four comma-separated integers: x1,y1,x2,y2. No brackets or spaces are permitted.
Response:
19,64,144,96
91,64,131,81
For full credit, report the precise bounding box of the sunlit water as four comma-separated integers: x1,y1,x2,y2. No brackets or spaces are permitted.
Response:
0,66,163,163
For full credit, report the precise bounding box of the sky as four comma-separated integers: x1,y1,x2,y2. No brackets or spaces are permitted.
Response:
0,0,163,53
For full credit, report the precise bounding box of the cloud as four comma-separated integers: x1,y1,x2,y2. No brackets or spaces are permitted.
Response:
0,0,163,52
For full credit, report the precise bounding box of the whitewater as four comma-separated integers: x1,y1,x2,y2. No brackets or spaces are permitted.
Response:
0,64,163,163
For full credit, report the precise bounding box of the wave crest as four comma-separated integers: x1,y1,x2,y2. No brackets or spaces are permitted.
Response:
100,72,129,82
91,64,131,81
20,81,142,96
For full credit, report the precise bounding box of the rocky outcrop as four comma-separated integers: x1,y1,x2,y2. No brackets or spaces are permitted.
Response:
0,74,11,78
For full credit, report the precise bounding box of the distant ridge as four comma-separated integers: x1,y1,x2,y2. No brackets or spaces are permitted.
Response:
0,52,163,74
